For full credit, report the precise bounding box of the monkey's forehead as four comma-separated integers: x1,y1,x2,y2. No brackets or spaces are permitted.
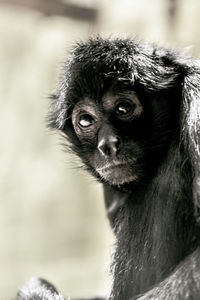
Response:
69,37,149,75
72,37,150,61
67,37,181,83
61,38,180,106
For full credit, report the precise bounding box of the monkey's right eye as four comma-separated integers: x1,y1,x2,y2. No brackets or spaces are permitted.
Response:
78,114,95,128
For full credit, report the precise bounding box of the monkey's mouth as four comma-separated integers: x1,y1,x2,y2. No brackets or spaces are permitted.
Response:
95,161,138,186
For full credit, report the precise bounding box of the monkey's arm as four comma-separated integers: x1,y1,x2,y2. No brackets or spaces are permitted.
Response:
15,277,105,300
15,277,66,300
134,248,200,300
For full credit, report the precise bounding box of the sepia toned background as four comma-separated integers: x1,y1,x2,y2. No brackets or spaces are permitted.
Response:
1,0,200,299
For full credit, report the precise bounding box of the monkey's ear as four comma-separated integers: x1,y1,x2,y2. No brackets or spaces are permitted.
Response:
48,88,69,131
181,65,200,221
48,61,72,132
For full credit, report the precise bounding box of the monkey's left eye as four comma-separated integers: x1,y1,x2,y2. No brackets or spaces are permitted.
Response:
115,100,135,119
78,114,95,128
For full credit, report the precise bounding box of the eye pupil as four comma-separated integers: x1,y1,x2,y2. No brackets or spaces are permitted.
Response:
78,114,95,128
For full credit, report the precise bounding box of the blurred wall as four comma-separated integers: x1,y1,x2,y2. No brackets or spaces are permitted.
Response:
0,0,200,299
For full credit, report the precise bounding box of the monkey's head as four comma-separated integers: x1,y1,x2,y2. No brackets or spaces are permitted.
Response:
49,37,197,189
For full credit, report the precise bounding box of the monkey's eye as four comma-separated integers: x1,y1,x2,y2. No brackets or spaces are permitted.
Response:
78,114,95,128
115,100,135,119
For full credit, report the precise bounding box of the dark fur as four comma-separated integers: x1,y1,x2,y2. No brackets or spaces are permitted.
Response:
16,37,200,299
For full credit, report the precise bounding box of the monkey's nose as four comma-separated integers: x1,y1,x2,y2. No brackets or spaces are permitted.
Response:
97,136,121,158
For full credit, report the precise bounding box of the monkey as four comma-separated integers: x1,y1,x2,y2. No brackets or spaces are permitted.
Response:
16,37,200,300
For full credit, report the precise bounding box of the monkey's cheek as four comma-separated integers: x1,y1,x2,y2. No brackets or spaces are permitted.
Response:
96,165,138,186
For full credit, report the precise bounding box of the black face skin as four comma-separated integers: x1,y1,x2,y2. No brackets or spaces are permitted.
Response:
70,88,180,189
72,91,143,186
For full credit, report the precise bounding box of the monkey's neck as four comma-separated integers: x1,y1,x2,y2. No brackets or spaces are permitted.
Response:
111,146,198,300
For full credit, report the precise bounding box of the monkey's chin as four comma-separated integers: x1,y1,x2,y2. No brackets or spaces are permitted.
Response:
96,164,138,186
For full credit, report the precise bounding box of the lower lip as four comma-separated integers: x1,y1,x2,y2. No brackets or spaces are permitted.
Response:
96,163,137,184
96,163,128,173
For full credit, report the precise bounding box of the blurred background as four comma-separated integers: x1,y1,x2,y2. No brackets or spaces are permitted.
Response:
1,0,200,299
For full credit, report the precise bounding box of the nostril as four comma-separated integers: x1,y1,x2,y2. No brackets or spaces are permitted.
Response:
97,139,109,157
109,136,121,157
115,136,121,150
97,138,104,154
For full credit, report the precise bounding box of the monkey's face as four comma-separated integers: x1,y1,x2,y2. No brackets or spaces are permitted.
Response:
70,90,175,187
49,38,182,188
